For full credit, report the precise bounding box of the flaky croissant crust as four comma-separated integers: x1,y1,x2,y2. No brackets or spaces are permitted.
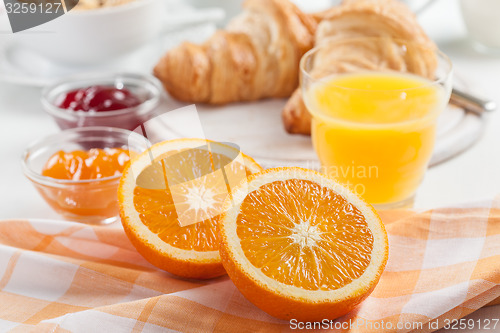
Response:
154,0,316,105
282,0,437,135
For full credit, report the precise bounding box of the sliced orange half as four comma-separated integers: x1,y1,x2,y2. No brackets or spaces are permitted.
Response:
118,138,262,279
218,167,388,321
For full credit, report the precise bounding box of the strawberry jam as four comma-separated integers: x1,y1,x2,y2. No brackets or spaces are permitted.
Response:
57,86,142,112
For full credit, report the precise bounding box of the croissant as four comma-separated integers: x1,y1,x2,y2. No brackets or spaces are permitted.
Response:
282,0,437,135
154,0,316,105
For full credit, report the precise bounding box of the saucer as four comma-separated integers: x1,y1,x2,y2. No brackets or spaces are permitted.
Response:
0,22,216,87
0,1,221,86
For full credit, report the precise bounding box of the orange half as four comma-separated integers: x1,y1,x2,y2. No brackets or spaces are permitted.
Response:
218,167,388,321
118,138,262,279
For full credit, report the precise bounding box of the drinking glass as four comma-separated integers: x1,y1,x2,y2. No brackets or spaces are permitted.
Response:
301,37,453,209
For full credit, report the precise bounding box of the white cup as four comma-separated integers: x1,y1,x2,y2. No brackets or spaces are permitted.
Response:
13,0,165,65
185,0,244,26
460,0,500,53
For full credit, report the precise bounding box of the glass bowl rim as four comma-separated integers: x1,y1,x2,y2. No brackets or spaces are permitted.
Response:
299,36,454,92
41,72,163,120
22,126,147,186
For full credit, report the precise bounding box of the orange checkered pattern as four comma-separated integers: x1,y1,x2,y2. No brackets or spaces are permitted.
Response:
0,198,499,332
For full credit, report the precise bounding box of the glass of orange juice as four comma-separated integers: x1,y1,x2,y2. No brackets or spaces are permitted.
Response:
301,37,453,209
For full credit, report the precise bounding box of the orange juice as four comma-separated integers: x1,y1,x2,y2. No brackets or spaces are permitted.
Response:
305,71,446,205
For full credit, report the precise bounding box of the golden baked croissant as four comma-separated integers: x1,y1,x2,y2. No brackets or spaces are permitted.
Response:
154,0,316,104
282,0,437,135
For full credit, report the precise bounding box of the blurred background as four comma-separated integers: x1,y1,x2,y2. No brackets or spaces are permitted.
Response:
0,0,499,214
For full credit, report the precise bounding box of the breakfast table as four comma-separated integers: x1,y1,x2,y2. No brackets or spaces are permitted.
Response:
0,0,499,332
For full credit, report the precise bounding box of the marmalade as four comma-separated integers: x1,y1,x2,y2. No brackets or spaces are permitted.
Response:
39,148,130,222
42,148,130,180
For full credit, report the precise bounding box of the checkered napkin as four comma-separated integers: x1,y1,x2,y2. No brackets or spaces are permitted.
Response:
0,198,499,332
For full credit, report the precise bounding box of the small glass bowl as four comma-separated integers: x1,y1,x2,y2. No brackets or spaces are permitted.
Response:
42,73,163,131
22,127,147,225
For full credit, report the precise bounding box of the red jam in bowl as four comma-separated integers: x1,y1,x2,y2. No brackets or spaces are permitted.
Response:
57,86,142,112
48,83,156,131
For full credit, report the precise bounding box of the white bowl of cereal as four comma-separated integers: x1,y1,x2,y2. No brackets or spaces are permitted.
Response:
14,0,165,65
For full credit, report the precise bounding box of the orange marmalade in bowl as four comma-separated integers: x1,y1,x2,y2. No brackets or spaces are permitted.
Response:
22,127,146,225
38,148,130,223
42,148,130,181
